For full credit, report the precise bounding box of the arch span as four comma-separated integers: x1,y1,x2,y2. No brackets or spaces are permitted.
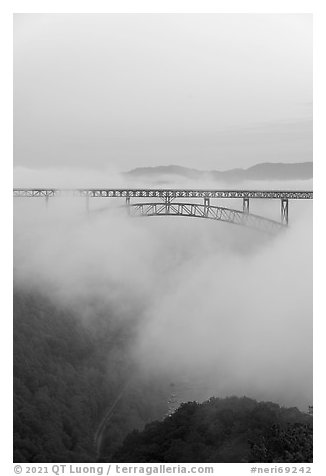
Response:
127,202,286,234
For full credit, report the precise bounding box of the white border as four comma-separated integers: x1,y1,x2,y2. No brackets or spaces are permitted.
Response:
2,2,324,474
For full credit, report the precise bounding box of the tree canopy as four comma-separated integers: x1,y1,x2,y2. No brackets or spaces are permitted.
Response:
111,397,312,463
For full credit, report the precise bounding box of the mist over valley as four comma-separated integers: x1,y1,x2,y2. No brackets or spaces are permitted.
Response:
13,171,312,462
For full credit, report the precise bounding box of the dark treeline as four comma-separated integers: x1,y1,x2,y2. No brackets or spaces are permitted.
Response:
13,290,167,462
13,290,312,464
111,397,312,463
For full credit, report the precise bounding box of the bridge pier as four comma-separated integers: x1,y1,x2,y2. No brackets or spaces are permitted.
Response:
45,195,49,208
126,196,131,214
243,198,249,214
165,197,171,213
281,199,289,225
86,195,90,214
204,197,210,216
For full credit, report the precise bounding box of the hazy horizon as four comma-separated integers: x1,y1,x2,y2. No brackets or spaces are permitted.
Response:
13,163,313,190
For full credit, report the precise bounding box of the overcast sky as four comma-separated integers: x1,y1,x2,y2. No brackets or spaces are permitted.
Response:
14,14,312,173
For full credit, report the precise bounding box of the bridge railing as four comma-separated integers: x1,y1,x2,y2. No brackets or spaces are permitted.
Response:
13,188,313,200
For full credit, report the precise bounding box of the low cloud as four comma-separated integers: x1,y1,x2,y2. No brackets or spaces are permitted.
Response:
13,175,313,411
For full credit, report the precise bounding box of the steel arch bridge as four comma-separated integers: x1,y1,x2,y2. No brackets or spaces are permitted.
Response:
127,202,285,234
13,188,313,234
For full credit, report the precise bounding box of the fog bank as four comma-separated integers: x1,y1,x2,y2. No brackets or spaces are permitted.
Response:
13,187,312,410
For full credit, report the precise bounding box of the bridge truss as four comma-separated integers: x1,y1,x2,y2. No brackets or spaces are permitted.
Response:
128,202,285,234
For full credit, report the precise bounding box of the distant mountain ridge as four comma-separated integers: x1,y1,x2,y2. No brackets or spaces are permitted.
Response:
124,162,312,182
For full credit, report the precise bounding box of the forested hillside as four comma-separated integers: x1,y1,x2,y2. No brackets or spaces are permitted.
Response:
13,290,167,462
111,397,313,463
13,290,313,464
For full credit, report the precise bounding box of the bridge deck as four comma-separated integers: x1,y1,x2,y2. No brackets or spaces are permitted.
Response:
13,188,313,199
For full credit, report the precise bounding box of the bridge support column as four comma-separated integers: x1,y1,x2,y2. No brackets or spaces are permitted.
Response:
45,195,49,208
126,196,130,215
281,199,289,225
204,197,210,216
243,198,249,214
86,195,90,214
165,197,171,213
